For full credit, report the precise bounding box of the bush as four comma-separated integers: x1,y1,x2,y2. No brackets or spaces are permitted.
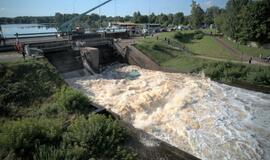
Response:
55,87,92,114
200,62,270,86
0,61,64,113
194,33,204,40
34,103,67,118
63,114,135,159
33,145,84,160
33,145,64,160
0,118,63,159
174,32,183,39
194,30,203,34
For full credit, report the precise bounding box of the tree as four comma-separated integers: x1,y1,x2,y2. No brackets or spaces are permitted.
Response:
55,13,64,27
167,13,174,25
204,6,221,26
224,0,250,40
157,14,169,27
190,1,205,28
214,12,226,32
132,11,142,23
149,13,157,23
124,15,132,22
173,12,184,25
239,0,270,43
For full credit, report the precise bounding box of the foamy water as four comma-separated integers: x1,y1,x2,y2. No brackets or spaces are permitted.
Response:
66,64,270,160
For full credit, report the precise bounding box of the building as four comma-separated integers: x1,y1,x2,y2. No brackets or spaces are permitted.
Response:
108,22,142,36
142,24,161,34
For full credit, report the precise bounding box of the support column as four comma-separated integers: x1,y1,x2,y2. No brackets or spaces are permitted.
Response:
80,47,100,73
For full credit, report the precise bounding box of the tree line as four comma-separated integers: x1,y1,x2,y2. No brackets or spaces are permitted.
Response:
0,12,189,29
189,0,270,44
0,0,269,43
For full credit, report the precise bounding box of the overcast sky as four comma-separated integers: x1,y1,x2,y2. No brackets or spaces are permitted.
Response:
0,0,227,17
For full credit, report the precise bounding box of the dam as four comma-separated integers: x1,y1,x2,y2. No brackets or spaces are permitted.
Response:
6,32,269,160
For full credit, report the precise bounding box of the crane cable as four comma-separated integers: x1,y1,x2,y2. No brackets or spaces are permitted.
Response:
114,0,117,22
99,0,101,29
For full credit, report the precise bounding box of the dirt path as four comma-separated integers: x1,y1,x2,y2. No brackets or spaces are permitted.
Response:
194,55,270,66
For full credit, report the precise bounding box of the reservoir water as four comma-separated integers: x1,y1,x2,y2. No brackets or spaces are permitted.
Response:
66,64,270,160
0,24,57,38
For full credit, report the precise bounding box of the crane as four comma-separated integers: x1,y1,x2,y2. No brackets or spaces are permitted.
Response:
58,0,112,33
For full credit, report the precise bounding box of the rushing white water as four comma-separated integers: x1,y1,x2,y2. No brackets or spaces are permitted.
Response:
66,64,270,160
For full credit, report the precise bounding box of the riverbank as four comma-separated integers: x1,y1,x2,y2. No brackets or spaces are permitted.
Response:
0,59,200,160
134,31,270,93
0,60,137,159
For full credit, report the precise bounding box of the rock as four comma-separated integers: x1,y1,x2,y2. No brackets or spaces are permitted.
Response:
262,43,270,49
247,41,260,48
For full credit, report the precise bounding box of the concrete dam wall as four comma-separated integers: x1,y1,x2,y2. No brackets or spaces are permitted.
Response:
38,38,200,160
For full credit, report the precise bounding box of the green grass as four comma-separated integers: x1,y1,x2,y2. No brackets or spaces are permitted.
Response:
184,35,240,60
0,59,65,117
135,36,215,73
162,56,215,73
153,30,270,60
157,31,241,60
221,37,270,57
135,31,270,91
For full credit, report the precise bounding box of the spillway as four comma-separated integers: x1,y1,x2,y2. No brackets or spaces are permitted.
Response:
66,63,270,160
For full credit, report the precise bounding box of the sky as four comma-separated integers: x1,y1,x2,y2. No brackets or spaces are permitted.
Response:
0,0,227,18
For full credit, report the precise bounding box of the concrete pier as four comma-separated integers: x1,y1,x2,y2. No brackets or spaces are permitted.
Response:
80,47,100,73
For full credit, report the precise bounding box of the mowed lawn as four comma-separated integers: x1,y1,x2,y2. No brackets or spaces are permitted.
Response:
221,37,270,58
135,37,215,73
135,30,269,73
157,31,241,60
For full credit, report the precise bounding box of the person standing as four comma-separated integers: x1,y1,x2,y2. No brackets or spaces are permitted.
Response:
0,33,2,45
249,57,253,64
0,25,2,45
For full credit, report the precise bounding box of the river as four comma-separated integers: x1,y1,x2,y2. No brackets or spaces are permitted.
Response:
66,63,270,160
0,24,57,38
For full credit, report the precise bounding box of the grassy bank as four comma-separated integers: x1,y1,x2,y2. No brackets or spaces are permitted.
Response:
197,62,270,91
135,31,270,91
135,36,215,73
0,60,136,160
221,37,270,58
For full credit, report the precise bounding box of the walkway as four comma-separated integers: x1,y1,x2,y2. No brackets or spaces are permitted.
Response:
0,52,30,62
194,55,270,66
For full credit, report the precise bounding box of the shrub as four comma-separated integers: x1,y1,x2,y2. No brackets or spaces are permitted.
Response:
34,103,67,118
63,114,135,159
174,32,183,39
33,145,84,160
0,61,64,111
200,62,270,86
0,118,63,159
33,145,64,160
194,30,204,35
194,33,204,40
0,103,13,117
55,87,92,114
